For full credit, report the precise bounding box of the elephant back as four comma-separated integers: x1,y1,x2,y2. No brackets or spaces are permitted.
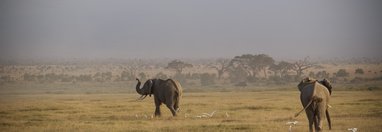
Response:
314,82,331,102
298,77,317,92
167,79,183,97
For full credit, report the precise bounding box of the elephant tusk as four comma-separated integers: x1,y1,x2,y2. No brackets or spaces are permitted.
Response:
137,95,147,100
327,104,332,108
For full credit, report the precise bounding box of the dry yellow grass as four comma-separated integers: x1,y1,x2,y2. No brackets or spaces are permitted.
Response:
0,89,381,131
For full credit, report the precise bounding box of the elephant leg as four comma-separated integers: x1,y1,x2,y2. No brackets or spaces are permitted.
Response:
314,114,320,132
174,103,179,112
305,110,314,132
155,106,161,117
326,109,332,130
174,96,179,112
154,98,162,117
314,113,322,132
316,104,326,132
165,101,177,116
315,113,323,132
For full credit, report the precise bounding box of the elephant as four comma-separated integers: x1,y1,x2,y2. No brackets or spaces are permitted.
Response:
296,77,332,132
319,79,332,95
135,78,182,117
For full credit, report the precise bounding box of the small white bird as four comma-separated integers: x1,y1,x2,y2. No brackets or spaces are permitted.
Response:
143,114,148,119
225,112,230,118
286,121,298,132
135,114,139,119
202,110,217,118
286,121,298,125
348,128,358,132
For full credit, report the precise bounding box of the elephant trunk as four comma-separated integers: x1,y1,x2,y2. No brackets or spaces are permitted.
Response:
135,78,143,95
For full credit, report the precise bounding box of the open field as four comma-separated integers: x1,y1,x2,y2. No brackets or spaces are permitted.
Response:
0,84,381,131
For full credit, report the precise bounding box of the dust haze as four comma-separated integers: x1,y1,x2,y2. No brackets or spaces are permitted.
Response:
1,1,382,131
1,0,381,60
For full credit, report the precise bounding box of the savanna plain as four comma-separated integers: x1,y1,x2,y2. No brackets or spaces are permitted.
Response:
0,59,382,131
0,82,381,132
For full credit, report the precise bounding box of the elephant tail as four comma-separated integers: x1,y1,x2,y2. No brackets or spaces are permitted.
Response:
295,98,314,117
326,109,332,130
296,82,321,115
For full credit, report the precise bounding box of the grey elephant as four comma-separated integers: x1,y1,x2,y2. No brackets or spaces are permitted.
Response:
135,78,182,117
296,77,332,132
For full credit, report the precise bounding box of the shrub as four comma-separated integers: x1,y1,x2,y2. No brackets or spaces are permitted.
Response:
350,77,364,83
120,71,134,81
336,69,349,77
77,74,92,82
200,73,216,86
23,73,36,81
155,72,168,80
316,70,330,78
228,68,248,83
138,72,147,81
268,75,285,84
173,73,187,85
355,68,364,75
309,72,315,78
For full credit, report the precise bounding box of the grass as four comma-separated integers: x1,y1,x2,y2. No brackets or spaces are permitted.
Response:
0,86,381,131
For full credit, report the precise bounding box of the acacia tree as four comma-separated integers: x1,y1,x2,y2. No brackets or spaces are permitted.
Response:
229,54,274,79
210,58,230,80
230,54,257,78
254,54,275,78
166,60,193,74
126,59,144,79
269,61,293,77
292,57,314,80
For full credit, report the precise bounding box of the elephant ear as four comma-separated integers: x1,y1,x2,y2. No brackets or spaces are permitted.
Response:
297,80,304,92
298,77,316,91
147,79,154,97
320,79,332,95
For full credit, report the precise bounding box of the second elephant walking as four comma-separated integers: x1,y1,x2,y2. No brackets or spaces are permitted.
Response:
296,77,332,132
135,78,182,117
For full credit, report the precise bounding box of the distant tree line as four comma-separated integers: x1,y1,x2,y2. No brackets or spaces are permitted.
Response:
1,53,382,86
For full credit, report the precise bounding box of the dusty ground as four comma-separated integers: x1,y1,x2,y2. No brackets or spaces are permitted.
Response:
0,89,381,131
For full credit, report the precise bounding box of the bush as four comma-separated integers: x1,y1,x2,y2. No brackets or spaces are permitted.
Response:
336,69,349,77
138,72,147,81
200,73,216,86
0,75,11,82
77,74,92,82
191,73,201,80
61,75,74,82
228,68,248,83
316,70,330,78
120,71,135,81
23,73,36,81
155,72,168,80
309,72,315,78
350,77,364,83
268,75,285,84
173,73,187,85
355,68,364,75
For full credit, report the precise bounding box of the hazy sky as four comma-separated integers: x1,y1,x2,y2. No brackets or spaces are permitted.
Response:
1,0,381,60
